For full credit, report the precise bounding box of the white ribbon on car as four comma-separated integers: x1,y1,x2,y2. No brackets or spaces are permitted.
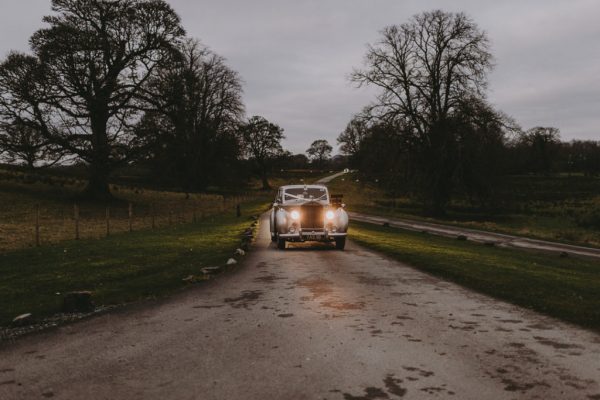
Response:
284,192,328,204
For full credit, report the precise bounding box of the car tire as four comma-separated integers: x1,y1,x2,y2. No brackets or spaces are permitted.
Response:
277,237,286,250
335,237,346,250
271,232,277,242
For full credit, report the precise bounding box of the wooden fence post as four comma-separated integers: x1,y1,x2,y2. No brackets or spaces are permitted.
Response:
151,204,155,229
35,204,40,247
106,206,110,237
74,204,80,240
128,203,133,232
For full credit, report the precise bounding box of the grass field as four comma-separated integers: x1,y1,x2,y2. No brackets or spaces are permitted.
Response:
0,167,265,252
261,169,333,189
0,201,267,326
350,221,600,331
328,172,600,247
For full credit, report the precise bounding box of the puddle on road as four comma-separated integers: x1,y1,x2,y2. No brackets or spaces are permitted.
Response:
223,290,263,309
320,301,365,311
295,276,333,299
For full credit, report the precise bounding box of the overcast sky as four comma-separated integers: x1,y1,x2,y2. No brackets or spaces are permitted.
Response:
1,0,599,154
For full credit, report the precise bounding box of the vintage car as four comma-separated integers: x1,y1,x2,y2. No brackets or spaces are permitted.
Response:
270,184,349,250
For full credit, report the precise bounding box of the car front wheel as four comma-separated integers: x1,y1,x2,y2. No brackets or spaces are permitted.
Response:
277,237,286,250
271,232,277,242
335,237,346,250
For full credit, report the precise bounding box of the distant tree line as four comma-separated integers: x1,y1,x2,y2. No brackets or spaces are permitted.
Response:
338,9,600,215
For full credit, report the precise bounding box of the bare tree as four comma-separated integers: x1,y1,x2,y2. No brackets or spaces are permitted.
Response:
352,10,493,215
0,0,185,199
337,116,368,156
306,139,333,167
240,116,284,190
0,120,64,169
139,39,245,190
519,127,561,174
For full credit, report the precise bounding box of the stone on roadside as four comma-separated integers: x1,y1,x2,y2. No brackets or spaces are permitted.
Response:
201,267,221,275
12,313,33,327
235,248,246,256
227,258,238,265
62,291,95,313
182,275,195,283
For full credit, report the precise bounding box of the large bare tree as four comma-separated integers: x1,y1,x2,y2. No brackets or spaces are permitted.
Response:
352,10,493,214
306,139,333,167
0,0,185,198
240,116,284,190
337,116,368,156
0,119,65,169
138,39,245,190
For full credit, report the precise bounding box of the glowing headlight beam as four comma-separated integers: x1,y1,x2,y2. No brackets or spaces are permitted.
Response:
326,210,335,220
291,210,300,220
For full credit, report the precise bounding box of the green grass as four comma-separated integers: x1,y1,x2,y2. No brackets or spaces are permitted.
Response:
350,221,600,331
0,201,268,326
328,172,600,247
252,169,333,190
0,167,265,252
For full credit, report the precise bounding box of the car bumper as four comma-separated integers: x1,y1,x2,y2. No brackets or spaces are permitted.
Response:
278,231,347,240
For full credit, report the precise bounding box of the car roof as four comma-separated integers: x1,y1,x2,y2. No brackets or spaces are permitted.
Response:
280,184,327,190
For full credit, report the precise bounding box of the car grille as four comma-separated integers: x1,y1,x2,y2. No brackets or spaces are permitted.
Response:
300,205,324,230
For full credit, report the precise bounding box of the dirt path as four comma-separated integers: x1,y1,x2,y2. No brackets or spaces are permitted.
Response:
1,215,599,399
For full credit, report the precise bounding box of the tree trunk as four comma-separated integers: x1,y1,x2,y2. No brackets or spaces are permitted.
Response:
423,120,455,217
85,160,111,200
85,109,112,200
261,174,271,190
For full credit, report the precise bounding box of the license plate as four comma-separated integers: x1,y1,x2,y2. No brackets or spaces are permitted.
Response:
305,235,321,241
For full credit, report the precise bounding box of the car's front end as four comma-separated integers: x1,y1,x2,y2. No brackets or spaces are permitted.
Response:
274,197,348,249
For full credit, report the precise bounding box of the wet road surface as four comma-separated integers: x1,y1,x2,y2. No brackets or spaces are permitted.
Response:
1,215,599,399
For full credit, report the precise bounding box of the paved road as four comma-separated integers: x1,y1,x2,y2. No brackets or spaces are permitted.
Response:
349,212,600,259
317,171,347,183
1,216,599,399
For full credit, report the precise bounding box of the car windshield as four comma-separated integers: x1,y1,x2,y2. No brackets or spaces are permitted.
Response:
284,187,327,202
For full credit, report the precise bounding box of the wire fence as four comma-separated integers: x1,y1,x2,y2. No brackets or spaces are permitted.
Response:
0,193,257,252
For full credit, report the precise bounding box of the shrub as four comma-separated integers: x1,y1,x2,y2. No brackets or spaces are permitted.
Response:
575,206,600,229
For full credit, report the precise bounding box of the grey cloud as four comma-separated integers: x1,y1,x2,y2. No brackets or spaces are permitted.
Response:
1,0,598,153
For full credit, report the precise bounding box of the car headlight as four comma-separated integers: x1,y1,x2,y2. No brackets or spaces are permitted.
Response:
291,210,300,220
326,210,335,220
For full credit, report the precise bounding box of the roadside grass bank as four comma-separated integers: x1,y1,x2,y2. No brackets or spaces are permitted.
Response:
0,201,268,327
350,221,600,331
263,169,333,189
328,172,600,248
